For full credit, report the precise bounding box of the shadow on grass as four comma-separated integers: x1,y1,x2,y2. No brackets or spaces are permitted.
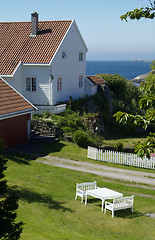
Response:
6,140,65,164
87,199,143,219
9,186,73,213
39,141,65,155
112,209,144,219
6,154,32,165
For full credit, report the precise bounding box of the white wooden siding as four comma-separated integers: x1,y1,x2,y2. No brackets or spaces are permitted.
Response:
51,21,87,105
3,20,88,106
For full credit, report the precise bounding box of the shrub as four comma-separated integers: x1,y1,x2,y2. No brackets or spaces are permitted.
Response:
116,141,124,152
43,110,51,118
73,130,90,148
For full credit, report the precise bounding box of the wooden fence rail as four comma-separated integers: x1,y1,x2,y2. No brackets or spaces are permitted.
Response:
87,146,155,169
33,104,66,115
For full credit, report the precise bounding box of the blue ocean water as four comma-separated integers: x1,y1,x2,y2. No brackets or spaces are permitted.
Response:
86,61,151,80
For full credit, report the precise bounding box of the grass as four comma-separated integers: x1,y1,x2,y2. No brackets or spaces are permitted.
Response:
38,140,155,173
103,137,147,148
4,147,155,240
39,140,88,161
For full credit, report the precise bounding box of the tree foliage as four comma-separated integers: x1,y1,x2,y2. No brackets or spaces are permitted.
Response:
0,140,23,240
99,74,141,114
135,133,155,158
114,62,155,158
120,0,155,21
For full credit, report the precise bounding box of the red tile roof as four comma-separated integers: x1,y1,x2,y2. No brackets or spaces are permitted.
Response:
87,75,106,85
0,20,72,75
0,77,35,117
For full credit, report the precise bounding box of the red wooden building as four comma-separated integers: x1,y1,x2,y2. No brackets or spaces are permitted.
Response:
0,77,36,148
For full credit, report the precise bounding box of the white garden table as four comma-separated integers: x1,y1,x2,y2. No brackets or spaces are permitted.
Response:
85,187,123,212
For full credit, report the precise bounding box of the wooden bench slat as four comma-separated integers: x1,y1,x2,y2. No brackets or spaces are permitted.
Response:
75,181,97,203
104,195,134,218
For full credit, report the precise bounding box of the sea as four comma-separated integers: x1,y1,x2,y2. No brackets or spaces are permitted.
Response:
86,61,151,80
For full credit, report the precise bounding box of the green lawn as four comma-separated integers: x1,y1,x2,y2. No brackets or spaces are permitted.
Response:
38,140,155,173
103,137,147,148
5,149,155,240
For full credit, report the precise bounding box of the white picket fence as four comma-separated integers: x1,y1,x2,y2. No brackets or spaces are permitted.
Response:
87,146,155,169
33,104,66,115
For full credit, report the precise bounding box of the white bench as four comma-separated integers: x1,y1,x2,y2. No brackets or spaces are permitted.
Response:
104,195,134,218
75,181,98,203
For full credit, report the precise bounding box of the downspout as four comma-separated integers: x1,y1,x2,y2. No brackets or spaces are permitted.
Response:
49,69,54,106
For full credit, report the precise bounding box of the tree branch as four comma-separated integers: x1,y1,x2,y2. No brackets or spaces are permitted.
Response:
120,1,155,21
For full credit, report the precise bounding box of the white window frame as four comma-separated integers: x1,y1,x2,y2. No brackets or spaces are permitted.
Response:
26,78,31,91
26,77,36,91
79,75,83,88
57,77,62,91
79,52,83,61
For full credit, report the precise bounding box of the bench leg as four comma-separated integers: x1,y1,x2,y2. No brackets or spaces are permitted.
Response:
102,200,105,212
75,193,77,200
81,194,84,203
104,207,106,214
112,210,114,218
85,194,87,205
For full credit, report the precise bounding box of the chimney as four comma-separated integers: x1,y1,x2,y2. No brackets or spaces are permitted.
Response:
31,12,38,37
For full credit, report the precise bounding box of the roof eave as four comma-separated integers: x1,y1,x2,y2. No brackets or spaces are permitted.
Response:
0,62,50,77
49,20,73,65
0,77,37,110
0,108,36,120
73,20,88,52
23,63,50,67
0,61,22,77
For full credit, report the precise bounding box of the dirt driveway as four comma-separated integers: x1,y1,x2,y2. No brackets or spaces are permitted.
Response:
37,155,155,188
8,141,155,189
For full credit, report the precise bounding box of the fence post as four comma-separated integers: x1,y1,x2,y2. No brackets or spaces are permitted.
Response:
111,151,114,163
105,150,107,162
87,146,154,169
129,154,132,166
110,150,112,162
101,149,103,161
145,156,147,168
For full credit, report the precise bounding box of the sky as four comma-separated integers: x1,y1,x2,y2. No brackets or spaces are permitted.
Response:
0,0,155,61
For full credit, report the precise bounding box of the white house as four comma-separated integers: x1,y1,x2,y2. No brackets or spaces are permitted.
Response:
0,12,88,111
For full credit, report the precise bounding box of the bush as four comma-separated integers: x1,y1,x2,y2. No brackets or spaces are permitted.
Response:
116,141,124,152
73,130,91,148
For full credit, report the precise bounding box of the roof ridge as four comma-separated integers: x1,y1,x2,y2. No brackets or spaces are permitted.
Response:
0,20,72,24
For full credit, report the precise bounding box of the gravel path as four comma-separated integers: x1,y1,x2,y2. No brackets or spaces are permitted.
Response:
8,141,155,188
37,155,155,188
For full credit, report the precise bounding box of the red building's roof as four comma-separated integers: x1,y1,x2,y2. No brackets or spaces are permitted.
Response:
0,77,35,117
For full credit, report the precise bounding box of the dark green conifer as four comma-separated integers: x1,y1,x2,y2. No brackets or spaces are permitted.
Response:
0,139,23,240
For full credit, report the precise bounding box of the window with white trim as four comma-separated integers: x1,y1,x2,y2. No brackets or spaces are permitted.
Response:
26,77,36,91
57,77,62,91
79,52,83,61
79,75,83,88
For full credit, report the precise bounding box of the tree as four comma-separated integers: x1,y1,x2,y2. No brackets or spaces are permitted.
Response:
114,62,155,158
0,140,23,240
99,74,141,114
120,0,155,21
116,2,155,158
